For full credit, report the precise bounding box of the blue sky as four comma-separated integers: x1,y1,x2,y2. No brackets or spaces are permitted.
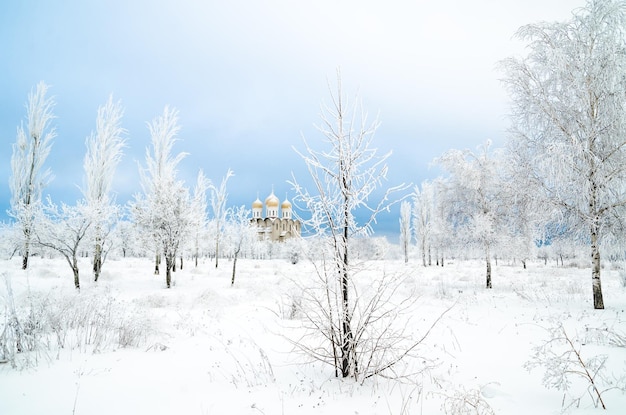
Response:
0,0,585,238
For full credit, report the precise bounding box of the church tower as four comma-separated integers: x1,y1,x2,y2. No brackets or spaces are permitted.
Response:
265,191,279,219
252,196,263,219
281,197,292,219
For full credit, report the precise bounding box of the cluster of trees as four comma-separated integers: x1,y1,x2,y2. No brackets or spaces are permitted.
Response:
404,0,626,311
5,0,624,299
5,85,276,290
5,0,624,296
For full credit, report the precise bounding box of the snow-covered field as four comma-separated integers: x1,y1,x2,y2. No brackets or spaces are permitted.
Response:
1,256,625,414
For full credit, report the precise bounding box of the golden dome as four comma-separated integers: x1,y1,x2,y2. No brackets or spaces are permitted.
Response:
265,192,279,208
281,198,292,209
252,198,263,209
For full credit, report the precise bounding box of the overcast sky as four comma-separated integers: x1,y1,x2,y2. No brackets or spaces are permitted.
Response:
0,0,586,237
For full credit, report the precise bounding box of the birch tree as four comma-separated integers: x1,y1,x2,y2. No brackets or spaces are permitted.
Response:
501,139,547,268
290,70,409,379
399,200,412,264
209,169,233,269
424,178,450,267
83,96,126,282
132,107,190,288
501,0,626,309
9,82,56,270
224,205,256,286
191,170,210,267
413,181,433,267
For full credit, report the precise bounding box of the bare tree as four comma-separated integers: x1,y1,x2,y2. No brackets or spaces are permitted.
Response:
9,82,56,270
132,107,191,288
399,200,412,264
209,169,233,269
501,0,626,309
290,70,409,379
83,96,126,282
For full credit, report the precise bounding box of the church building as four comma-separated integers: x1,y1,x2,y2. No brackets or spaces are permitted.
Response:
250,191,301,242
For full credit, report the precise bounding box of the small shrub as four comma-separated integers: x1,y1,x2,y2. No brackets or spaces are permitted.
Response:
1,272,48,369
1,280,153,369
279,292,302,320
525,322,626,410
442,386,495,415
118,313,152,348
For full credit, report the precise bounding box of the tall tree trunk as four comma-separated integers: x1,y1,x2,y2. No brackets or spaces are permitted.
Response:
403,240,408,264
340,257,353,378
154,252,160,275
165,255,173,288
22,249,29,270
72,257,80,290
590,221,604,309
485,245,492,289
421,236,427,267
93,233,102,282
588,157,605,309
231,247,240,286
22,228,31,270
215,232,220,269
340,198,354,378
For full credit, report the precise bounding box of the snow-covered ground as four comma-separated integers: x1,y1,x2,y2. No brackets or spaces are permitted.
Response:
1,256,625,414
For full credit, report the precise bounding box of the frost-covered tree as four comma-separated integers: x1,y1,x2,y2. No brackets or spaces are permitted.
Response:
413,181,433,267
501,0,626,309
426,178,450,267
9,82,56,270
83,96,126,282
500,140,546,268
224,205,256,286
290,70,409,379
436,141,505,288
191,170,210,267
36,198,91,290
399,200,412,264
132,107,191,288
113,219,137,258
209,169,233,269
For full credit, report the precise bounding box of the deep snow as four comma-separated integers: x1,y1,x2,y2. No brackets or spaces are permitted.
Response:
1,256,625,414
